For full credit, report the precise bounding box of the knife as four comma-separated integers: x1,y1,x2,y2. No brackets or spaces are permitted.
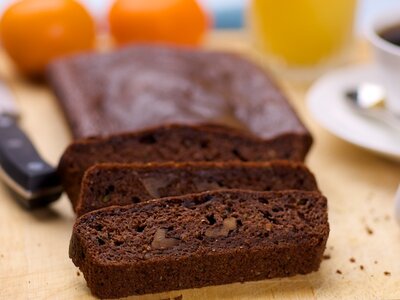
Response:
0,80,62,209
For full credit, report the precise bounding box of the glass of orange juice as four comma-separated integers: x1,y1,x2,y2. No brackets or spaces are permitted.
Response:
248,0,358,80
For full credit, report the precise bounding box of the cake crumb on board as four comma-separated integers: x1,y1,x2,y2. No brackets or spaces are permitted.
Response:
336,270,342,275
366,226,374,235
350,257,356,263
323,254,331,260
384,271,391,276
360,265,364,271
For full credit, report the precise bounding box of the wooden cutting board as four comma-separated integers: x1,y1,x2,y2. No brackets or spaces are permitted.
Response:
1,32,400,300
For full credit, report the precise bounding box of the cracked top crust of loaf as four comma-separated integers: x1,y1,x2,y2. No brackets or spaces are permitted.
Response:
48,45,311,140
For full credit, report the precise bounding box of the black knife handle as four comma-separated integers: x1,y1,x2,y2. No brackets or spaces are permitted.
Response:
0,115,61,207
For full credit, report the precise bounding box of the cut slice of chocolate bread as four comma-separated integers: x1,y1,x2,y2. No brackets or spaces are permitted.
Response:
59,124,312,209
70,189,329,298
48,45,311,142
76,161,319,216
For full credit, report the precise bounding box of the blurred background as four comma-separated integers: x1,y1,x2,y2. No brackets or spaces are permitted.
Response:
0,0,398,32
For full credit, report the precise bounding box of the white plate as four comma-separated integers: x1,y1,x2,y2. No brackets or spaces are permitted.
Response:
307,64,400,161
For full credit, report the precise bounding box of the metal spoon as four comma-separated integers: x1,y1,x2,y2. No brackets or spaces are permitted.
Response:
347,83,400,224
346,83,400,132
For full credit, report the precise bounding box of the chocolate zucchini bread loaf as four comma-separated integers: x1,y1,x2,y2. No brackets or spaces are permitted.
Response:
70,189,329,298
77,161,319,216
59,124,311,209
48,45,311,143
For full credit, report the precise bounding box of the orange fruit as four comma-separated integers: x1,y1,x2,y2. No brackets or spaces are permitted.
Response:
109,0,209,46
1,0,96,75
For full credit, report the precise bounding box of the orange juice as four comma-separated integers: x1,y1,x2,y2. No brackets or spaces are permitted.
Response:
249,0,357,66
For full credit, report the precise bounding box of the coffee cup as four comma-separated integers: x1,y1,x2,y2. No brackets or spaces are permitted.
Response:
367,9,400,116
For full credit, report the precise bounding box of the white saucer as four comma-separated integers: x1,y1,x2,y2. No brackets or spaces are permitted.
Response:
307,64,400,161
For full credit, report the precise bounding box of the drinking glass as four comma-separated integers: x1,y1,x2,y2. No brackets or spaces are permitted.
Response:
248,0,358,80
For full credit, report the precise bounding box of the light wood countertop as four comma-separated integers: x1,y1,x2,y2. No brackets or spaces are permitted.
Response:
1,32,399,300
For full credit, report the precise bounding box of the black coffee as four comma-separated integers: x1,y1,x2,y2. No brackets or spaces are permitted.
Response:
379,24,400,47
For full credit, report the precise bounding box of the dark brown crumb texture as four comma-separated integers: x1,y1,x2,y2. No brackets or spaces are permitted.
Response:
77,160,319,216
59,123,312,209
70,189,329,298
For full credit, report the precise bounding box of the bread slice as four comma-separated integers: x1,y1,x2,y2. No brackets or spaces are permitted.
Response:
58,124,312,209
48,45,311,141
70,189,329,298
76,160,319,216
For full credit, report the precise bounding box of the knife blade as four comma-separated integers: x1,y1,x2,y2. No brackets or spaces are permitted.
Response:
0,80,62,209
